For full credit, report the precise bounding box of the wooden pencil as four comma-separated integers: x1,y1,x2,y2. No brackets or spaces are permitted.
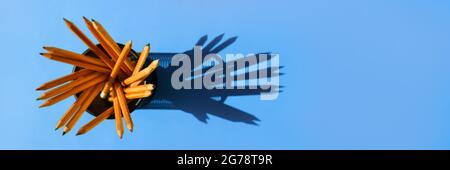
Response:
133,44,150,75
107,88,116,102
125,91,152,100
82,17,117,59
91,19,135,71
107,96,114,102
82,17,132,76
124,84,154,94
43,46,106,67
114,82,133,132
41,53,110,73
130,80,144,88
76,106,114,136
123,59,159,85
55,86,94,130
100,81,113,99
111,40,132,79
76,99,133,136
112,89,124,139
38,72,101,100
39,74,107,108
100,40,132,98
63,83,103,135
63,18,115,70
36,69,92,90
129,44,150,87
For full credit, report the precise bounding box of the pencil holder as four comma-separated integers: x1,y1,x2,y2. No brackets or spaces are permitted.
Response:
73,43,158,119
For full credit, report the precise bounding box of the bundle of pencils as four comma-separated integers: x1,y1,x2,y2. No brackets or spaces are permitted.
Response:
36,17,159,139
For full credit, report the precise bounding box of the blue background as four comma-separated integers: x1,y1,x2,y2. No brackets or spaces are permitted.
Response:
1,0,450,149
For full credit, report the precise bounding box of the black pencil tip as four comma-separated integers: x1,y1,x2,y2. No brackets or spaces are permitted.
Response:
39,53,44,56
82,16,90,22
62,132,66,136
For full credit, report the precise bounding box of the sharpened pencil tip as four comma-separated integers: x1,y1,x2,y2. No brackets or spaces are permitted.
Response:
39,101,51,108
36,97,41,100
91,19,97,22
54,128,58,131
146,43,150,47
62,132,66,136
82,16,91,23
75,132,82,136
63,18,69,22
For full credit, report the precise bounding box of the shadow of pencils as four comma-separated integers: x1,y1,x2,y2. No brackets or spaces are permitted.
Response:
137,34,283,125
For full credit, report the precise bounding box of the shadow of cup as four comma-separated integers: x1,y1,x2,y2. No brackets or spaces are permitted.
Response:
73,43,158,119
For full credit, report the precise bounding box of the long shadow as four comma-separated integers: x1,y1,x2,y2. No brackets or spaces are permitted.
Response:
137,34,283,125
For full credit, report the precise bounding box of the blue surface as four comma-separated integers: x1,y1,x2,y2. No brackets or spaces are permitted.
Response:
1,0,450,149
